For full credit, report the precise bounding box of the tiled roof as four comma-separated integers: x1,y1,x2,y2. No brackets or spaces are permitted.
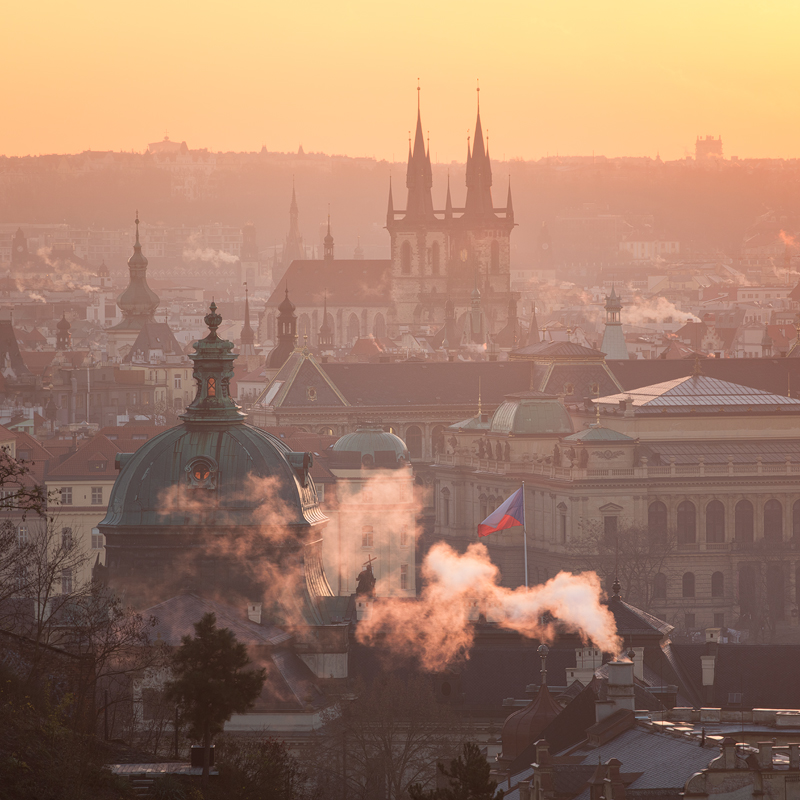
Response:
46,434,121,479
266,260,392,308
512,341,606,359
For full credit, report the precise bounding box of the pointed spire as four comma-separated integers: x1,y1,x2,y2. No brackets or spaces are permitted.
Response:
445,172,453,221
386,176,394,227
240,282,255,349
464,89,495,221
506,175,514,223
403,88,435,222
323,208,334,261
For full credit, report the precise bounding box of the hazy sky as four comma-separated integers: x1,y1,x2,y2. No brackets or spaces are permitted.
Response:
4,1,799,161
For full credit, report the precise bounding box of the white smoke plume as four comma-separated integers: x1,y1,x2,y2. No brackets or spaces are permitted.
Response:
622,295,698,325
182,247,239,266
356,541,620,671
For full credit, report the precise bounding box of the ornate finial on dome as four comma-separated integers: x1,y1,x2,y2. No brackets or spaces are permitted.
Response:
204,301,222,340
135,210,140,244
627,646,635,661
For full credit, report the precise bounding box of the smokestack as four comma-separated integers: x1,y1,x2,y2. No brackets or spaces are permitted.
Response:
247,602,262,625
597,658,635,722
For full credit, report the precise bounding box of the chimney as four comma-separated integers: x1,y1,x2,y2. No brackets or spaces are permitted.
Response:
602,759,626,800
247,603,262,624
605,658,635,714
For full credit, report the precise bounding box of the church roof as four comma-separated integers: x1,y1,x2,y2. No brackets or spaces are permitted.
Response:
595,374,800,414
265,260,391,308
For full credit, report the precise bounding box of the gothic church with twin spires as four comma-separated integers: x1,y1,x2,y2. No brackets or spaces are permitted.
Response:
263,93,517,348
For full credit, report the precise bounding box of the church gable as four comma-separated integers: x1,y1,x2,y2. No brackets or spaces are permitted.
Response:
540,363,622,402
279,358,349,408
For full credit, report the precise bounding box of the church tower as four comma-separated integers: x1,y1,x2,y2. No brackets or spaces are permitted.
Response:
599,286,629,360
278,181,305,284
106,213,160,360
55,314,72,351
266,286,297,372
323,215,334,262
386,87,516,337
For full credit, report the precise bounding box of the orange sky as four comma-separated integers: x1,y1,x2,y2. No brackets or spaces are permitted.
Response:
3,1,799,161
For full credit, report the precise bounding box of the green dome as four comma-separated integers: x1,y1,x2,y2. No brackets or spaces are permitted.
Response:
330,427,409,469
101,424,325,531
489,392,574,436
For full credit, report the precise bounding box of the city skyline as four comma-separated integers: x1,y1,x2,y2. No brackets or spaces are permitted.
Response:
3,1,800,162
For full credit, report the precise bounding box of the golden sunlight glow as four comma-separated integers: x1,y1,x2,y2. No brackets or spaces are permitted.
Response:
3,0,799,160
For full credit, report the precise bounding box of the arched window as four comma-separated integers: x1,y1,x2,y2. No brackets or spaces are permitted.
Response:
207,377,216,397
431,241,440,275
677,501,696,544
372,312,386,339
490,240,500,273
764,499,783,541
432,425,446,456
711,571,724,597
347,313,359,344
739,565,756,615
767,564,785,620
793,500,800,540
440,487,450,526
401,241,412,274
735,500,754,542
405,426,422,460
653,573,667,599
682,572,695,598
706,500,725,543
648,501,667,543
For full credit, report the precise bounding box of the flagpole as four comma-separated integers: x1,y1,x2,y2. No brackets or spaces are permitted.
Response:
522,481,528,588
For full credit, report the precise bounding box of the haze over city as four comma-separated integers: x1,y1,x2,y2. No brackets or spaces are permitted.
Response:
4,3,800,799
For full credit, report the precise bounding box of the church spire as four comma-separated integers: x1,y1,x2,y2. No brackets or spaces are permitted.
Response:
323,210,334,261
283,181,304,267
445,172,453,221
240,282,255,353
266,285,297,369
116,211,159,322
318,289,334,349
386,176,394,228
403,86,435,222
506,176,514,224
464,86,495,221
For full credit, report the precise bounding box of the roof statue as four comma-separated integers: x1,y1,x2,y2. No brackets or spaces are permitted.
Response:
356,557,377,597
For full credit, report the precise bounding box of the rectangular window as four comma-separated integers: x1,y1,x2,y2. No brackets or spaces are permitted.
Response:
91,530,104,550
61,527,73,550
17,525,28,546
400,564,408,590
559,514,567,543
603,516,618,543
714,613,724,628
443,499,450,527
400,527,409,547
316,484,325,503
60,487,72,506
91,487,103,505
361,527,374,548
174,374,182,389
61,568,73,595
685,612,696,630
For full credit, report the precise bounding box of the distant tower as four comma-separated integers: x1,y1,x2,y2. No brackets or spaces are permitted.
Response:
323,215,334,262
599,286,629,360
318,291,334,350
353,237,364,260
695,135,723,161
55,314,72,351
96,260,112,290
279,181,305,282
10,228,28,268
266,286,297,370
240,284,256,356
241,223,267,290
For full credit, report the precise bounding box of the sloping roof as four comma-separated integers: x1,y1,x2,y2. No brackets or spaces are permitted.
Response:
606,597,674,640
600,324,629,360
266,260,392,308
512,341,606,359
569,727,714,798
563,426,633,442
46,434,121,480
595,374,800,412
142,593,291,647
608,356,800,395
122,322,184,362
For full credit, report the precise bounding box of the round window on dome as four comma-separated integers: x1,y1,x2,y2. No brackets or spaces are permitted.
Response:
186,457,217,490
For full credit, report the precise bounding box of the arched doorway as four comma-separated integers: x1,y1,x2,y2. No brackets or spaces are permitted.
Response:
373,312,386,339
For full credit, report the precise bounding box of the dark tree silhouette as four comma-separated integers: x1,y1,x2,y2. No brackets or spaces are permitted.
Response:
165,612,266,785
409,742,504,800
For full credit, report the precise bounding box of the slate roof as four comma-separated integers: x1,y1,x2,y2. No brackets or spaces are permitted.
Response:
596,374,800,413
265,260,392,308
142,593,292,647
670,643,800,709
46,434,121,480
569,727,713,798
607,357,800,396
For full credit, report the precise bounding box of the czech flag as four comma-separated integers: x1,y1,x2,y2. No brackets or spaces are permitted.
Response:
478,487,525,537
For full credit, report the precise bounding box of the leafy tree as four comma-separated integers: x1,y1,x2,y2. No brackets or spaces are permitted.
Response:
409,742,504,800
165,612,266,786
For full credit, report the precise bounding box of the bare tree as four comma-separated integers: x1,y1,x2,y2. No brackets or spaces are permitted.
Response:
568,519,677,611
302,675,462,800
